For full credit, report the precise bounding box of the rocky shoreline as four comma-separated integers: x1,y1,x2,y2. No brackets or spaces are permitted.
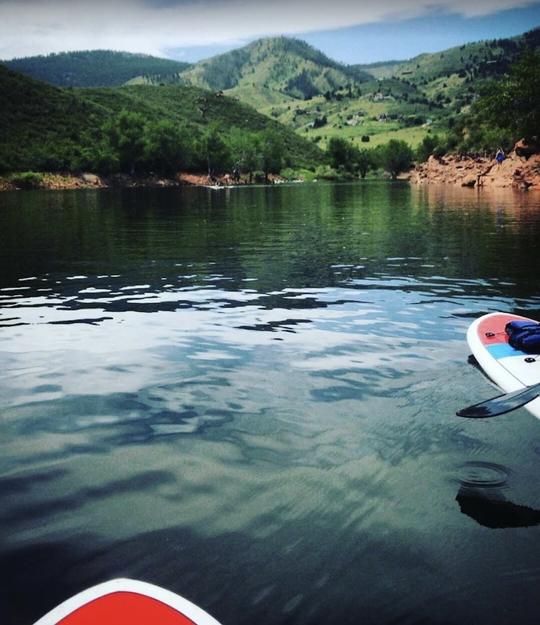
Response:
411,145,540,191
0,171,287,192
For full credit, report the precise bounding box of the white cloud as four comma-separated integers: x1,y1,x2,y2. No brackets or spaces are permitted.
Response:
0,0,537,59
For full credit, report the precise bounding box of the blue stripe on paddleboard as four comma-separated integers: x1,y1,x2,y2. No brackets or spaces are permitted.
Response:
487,344,528,360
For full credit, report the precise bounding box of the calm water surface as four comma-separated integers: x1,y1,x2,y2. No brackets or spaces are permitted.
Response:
1,182,539,625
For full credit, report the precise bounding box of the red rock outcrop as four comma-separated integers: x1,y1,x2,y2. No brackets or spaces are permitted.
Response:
411,142,540,191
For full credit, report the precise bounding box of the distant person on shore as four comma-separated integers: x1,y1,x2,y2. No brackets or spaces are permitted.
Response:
496,148,506,165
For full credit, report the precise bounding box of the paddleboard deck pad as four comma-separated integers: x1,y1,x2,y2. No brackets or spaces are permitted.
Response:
467,312,540,420
34,579,222,625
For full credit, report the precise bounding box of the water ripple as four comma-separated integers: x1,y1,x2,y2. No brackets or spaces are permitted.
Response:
455,461,510,489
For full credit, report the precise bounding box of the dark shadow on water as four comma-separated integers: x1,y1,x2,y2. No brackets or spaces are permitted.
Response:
456,486,540,529
0,523,455,625
1,470,176,525
48,316,114,325
0,468,68,495
237,318,312,332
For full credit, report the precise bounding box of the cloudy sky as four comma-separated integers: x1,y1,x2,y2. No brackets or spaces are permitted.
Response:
1,0,539,62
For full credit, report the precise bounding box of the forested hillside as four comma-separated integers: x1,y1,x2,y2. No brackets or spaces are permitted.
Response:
4,50,191,87
0,65,323,176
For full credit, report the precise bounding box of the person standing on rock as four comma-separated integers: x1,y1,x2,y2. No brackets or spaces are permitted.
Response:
496,148,506,165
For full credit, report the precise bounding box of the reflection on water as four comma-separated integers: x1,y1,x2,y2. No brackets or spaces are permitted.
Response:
456,486,540,529
1,183,540,625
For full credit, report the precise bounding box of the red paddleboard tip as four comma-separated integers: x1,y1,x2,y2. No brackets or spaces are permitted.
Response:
33,579,222,625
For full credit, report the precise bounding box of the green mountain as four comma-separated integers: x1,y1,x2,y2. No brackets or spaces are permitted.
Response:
139,37,370,100
271,27,540,149
0,64,323,173
138,32,535,149
133,37,423,148
3,50,191,87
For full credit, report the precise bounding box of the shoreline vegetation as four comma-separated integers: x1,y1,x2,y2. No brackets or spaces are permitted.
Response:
2,133,540,192
2,147,539,193
0,170,299,192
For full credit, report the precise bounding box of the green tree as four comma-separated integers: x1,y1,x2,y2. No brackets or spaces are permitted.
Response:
92,144,120,174
144,120,192,176
416,134,442,162
327,138,371,177
103,110,146,174
204,124,232,175
327,137,353,171
354,149,372,178
229,129,261,182
378,140,414,178
474,49,540,142
0,151,9,174
259,129,285,182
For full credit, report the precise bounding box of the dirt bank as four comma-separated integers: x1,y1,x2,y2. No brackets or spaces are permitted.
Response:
411,147,540,191
0,172,175,191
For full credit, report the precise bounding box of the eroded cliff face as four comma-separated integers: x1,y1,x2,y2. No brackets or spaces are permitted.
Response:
411,144,540,191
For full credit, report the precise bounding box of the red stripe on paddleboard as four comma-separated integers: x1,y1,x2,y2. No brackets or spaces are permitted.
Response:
56,592,196,625
477,314,523,346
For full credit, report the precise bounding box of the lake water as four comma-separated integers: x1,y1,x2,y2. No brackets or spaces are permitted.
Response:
1,182,539,625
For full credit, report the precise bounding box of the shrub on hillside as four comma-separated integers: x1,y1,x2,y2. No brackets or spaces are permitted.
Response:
416,134,444,162
314,164,346,180
9,171,44,189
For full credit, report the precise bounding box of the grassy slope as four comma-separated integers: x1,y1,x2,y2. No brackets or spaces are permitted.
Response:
169,37,434,148
299,28,539,148
355,37,521,80
179,28,540,149
0,65,323,172
357,29,540,101
154,35,482,148
3,50,192,87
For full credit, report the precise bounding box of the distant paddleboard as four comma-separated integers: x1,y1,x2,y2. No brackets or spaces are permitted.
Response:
467,312,540,419
34,579,222,625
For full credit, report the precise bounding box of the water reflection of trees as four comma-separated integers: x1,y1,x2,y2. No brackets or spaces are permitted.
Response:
1,184,540,305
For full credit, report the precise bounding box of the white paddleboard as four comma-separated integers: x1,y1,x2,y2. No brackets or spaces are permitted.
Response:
34,579,222,625
467,312,540,420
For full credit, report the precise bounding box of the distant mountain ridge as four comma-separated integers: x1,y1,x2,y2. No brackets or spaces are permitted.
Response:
3,50,192,87
355,27,540,82
6,28,539,92
134,37,370,102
